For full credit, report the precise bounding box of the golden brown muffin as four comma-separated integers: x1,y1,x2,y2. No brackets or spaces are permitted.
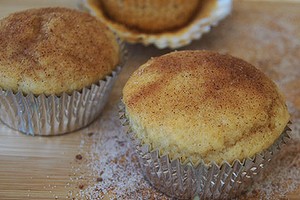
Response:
99,0,201,33
123,50,290,165
83,0,232,49
0,7,120,95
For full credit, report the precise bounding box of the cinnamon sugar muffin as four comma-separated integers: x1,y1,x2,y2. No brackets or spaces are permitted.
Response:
121,50,290,198
123,50,289,164
0,7,123,136
0,7,120,95
83,0,232,49
100,0,201,33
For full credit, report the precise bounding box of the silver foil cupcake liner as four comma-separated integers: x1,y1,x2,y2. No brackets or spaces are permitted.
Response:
119,102,292,199
0,42,126,136
81,0,232,49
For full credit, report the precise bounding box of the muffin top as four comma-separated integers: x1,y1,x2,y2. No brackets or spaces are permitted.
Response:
0,7,120,95
99,0,201,33
123,50,290,165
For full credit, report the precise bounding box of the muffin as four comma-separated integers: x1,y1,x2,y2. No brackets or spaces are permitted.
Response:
82,0,232,49
120,51,291,198
0,7,123,136
100,0,200,33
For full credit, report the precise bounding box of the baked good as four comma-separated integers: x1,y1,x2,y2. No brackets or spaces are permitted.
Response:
123,50,290,165
99,0,201,33
83,0,232,49
0,7,120,95
0,7,122,136
121,50,290,198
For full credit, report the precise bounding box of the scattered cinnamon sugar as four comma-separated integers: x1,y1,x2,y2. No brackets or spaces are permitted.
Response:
96,177,103,182
78,184,84,190
78,106,169,199
75,154,83,160
87,132,94,137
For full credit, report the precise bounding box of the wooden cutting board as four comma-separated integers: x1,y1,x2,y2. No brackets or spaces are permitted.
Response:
0,0,299,199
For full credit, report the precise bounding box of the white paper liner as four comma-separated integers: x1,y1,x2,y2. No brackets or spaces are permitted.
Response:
0,42,126,136
119,102,292,199
81,0,232,49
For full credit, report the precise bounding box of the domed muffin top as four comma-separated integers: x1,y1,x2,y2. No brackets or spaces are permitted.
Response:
0,7,120,95
123,50,290,165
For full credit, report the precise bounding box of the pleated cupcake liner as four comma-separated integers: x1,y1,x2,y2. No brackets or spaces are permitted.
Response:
119,102,292,199
0,41,126,136
81,0,232,49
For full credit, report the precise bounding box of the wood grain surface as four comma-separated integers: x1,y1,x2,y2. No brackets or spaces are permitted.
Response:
0,0,299,199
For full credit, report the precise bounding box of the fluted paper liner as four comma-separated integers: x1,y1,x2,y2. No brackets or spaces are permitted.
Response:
0,41,126,136
81,0,232,49
119,102,292,199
